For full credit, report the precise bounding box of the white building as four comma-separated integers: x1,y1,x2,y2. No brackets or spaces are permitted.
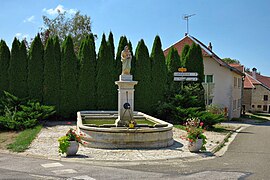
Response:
164,35,245,119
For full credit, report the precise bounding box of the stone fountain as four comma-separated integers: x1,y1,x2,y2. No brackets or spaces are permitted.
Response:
77,46,173,149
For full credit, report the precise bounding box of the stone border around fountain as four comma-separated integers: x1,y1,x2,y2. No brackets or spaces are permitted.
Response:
77,111,174,149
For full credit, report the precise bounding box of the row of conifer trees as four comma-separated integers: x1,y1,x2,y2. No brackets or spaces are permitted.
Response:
0,32,204,118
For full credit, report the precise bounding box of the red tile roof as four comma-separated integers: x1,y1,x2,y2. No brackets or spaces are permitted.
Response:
164,35,245,76
229,64,244,72
244,73,261,89
247,72,270,89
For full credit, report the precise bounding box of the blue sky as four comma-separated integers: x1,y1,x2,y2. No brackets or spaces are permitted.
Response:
1,0,270,75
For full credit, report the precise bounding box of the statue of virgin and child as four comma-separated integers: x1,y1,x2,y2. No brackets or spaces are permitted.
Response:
121,45,132,75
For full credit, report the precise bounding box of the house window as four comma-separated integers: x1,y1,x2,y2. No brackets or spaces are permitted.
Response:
263,95,268,101
204,75,213,83
234,77,237,87
252,105,255,108
257,105,262,108
263,105,267,111
233,100,237,110
238,78,241,88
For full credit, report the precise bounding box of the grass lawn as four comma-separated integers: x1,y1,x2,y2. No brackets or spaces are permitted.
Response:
240,113,269,123
174,124,233,133
6,125,42,152
83,118,156,126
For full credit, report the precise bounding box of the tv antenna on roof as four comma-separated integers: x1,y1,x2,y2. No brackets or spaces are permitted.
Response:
183,14,196,35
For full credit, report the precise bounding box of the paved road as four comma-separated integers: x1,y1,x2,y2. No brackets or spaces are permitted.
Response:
1,121,270,179
122,121,270,179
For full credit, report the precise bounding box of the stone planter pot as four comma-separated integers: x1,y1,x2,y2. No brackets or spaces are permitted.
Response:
188,139,203,152
66,141,79,156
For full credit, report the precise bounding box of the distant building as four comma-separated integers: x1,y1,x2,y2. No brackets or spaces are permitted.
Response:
240,67,270,113
164,35,245,119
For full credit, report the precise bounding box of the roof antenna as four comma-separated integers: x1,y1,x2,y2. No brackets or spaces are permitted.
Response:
183,14,196,35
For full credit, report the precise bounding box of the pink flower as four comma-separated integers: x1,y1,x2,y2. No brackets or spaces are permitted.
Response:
200,122,204,126
67,122,72,125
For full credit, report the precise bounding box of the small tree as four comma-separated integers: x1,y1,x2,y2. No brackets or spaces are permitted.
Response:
41,11,94,52
78,34,97,110
28,34,44,102
0,40,10,95
134,40,152,113
60,36,78,117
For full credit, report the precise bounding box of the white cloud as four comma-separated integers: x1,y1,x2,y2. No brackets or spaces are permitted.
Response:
43,5,77,16
15,33,22,37
15,33,29,39
23,15,35,23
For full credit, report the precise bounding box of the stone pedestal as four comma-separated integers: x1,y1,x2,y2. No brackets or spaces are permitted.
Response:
115,75,138,126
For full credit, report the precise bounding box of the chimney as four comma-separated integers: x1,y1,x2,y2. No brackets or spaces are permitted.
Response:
252,67,257,79
208,42,212,51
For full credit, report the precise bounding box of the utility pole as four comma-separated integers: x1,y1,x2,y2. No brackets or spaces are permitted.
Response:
183,14,196,35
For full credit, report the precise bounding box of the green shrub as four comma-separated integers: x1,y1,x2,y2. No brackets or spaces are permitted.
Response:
196,111,225,128
0,91,55,130
155,84,224,127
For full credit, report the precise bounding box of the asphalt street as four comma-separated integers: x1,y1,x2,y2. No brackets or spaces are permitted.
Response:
1,121,270,179
122,121,270,179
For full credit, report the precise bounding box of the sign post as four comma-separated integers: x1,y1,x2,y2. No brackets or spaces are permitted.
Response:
174,67,198,89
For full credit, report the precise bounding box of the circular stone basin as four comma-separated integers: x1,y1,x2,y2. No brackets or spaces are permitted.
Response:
77,111,174,149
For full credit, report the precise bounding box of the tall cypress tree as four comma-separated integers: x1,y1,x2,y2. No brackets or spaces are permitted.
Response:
96,34,116,110
19,42,28,98
43,37,60,111
0,40,10,95
9,38,20,96
150,36,167,107
181,44,190,67
9,39,28,98
115,36,128,78
53,36,61,74
166,47,181,91
78,34,97,110
108,31,115,60
185,43,204,82
185,43,205,109
28,34,44,102
60,36,78,117
134,40,152,113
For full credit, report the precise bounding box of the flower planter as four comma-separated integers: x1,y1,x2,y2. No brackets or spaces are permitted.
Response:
66,141,79,156
188,139,203,152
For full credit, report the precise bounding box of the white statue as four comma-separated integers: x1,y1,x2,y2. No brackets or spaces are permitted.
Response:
121,46,132,75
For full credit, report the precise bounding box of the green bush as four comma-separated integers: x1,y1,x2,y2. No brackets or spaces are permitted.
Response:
196,111,225,128
0,91,55,130
155,84,224,127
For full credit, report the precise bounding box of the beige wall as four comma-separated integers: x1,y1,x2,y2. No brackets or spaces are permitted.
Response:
203,57,242,119
243,89,252,111
250,85,270,113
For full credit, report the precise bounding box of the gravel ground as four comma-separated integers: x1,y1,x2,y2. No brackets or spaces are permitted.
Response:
21,121,239,162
